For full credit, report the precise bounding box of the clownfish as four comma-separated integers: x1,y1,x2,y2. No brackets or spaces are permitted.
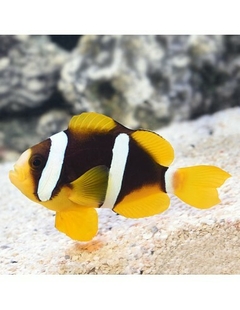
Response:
9,112,231,241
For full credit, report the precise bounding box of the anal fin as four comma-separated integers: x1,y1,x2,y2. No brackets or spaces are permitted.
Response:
55,208,98,241
113,185,170,218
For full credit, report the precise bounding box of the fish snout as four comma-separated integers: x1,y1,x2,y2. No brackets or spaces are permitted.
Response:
9,164,26,183
9,149,31,184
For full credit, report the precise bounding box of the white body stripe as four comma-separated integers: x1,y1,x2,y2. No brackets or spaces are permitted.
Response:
37,131,68,202
101,133,129,209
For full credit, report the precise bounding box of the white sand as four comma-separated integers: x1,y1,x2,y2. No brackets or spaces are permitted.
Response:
1,107,239,275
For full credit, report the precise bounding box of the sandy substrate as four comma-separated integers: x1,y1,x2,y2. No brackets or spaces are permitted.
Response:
1,107,240,275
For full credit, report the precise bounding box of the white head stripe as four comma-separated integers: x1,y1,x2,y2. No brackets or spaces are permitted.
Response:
101,133,129,209
37,131,68,202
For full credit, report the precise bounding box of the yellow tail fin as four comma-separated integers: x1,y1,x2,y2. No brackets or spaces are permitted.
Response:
165,165,231,209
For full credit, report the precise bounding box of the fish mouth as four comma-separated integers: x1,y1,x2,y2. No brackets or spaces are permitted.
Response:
9,165,26,184
9,149,31,185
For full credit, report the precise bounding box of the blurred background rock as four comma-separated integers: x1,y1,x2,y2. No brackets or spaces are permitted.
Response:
1,35,239,162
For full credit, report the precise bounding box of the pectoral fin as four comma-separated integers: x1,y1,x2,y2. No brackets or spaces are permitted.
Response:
55,208,98,241
69,165,109,208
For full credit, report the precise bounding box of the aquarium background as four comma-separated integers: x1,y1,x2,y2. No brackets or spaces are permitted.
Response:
0,35,239,161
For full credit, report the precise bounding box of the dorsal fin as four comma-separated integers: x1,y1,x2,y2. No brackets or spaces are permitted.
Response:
68,112,116,134
131,130,174,167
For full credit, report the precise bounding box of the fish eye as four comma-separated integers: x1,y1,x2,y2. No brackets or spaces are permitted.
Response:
29,155,45,170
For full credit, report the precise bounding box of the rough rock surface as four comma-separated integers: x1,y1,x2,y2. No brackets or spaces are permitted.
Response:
0,107,238,275
58,35,240,128
1,35,240,160
0,35,68,112
0,109,71,161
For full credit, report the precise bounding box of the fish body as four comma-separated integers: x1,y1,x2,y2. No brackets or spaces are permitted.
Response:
9,112,231,241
